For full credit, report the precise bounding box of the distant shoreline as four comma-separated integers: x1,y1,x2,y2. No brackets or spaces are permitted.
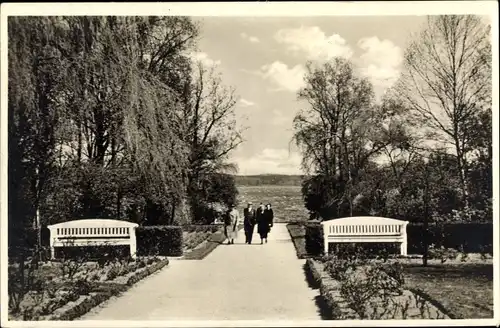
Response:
234,174,304,186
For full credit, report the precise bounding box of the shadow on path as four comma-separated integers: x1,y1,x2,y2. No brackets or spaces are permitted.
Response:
302,263,332,320
303,262,319,289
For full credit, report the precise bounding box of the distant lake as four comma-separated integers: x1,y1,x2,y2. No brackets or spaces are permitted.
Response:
237,185,308,222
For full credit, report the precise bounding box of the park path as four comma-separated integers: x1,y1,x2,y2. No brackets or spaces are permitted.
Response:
80,223,323,320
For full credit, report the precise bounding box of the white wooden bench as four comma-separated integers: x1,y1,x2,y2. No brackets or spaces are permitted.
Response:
320,216,409,256
48,219,139,259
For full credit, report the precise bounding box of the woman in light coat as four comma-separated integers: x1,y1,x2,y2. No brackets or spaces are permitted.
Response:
225,204,240,244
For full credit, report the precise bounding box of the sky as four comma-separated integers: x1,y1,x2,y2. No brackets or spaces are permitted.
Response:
191,16,430,175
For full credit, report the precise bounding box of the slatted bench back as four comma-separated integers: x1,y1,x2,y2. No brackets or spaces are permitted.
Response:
325,223,403,236
54,226,132,238
48,219,139,259
321,216,409,255
49,219,138,238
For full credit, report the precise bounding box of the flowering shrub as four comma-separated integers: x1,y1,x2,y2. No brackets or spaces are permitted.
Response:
340,264,405,319
320,247,446,319
9,253,167,320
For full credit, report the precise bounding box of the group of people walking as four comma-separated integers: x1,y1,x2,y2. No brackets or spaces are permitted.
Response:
224,202,274,245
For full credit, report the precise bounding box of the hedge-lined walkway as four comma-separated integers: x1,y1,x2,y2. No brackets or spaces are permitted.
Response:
80,223,322,320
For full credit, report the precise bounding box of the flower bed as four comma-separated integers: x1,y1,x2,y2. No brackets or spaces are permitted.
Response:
182,224,243,260
183,230,227,260
181,225,224,253
183,231,213,252
8,256,169,321
306,257,450,320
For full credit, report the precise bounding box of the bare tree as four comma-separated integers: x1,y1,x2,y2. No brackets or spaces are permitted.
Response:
180,61,243,221
377,93,426,188
294,58,395,217
397,15,491,208
185,61,243,180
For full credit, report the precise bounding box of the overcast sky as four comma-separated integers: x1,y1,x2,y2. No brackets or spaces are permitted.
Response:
192,16,429,175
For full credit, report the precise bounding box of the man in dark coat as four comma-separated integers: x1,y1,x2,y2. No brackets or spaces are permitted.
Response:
243,202,256,244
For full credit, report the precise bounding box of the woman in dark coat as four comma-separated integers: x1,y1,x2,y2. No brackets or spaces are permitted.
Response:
258,203,274,244
256,204,267,244
264,204,274,231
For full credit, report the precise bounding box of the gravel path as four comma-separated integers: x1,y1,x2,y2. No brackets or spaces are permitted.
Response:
80,223,322,320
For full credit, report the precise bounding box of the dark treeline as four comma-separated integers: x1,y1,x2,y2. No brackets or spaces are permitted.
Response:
8,16,242,256
293,16,492,224
235,175,304,186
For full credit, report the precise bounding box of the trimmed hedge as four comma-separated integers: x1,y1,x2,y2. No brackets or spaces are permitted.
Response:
287,223,308,259
305,223,324,256
182,224,222,233
305,221,493,256
136,226,183,257
407,222,493,254
46,292,115,321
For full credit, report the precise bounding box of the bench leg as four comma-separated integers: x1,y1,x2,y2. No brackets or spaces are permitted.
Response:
128,227,137,259
130,229,137,259
50,246,55,260
323,237,329,255
400,240,407,256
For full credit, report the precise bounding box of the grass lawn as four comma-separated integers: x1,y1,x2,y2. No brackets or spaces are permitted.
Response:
403,262,493,319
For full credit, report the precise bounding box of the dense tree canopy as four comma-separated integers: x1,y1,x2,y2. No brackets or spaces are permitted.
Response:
8,16,240,254
294,15,492,225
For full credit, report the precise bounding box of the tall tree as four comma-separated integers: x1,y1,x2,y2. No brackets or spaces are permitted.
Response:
8,17,68,255
183,61,243,221
294,58,396,218
396,15,491,208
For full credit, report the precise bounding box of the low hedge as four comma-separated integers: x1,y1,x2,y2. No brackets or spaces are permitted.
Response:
305,221,493,256
136,226,183,257
46,291,115,321
305,222,324,256
286,223,308,259
182,224,222,233
407,222,492,254
287,223,306,239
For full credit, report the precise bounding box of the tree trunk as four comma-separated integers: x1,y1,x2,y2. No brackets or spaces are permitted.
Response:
77,118,82,163
31,166,42,264
93,104,107,166
116,189,122,220
454,138,469,209
171,201,176,225
422,165,430,267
